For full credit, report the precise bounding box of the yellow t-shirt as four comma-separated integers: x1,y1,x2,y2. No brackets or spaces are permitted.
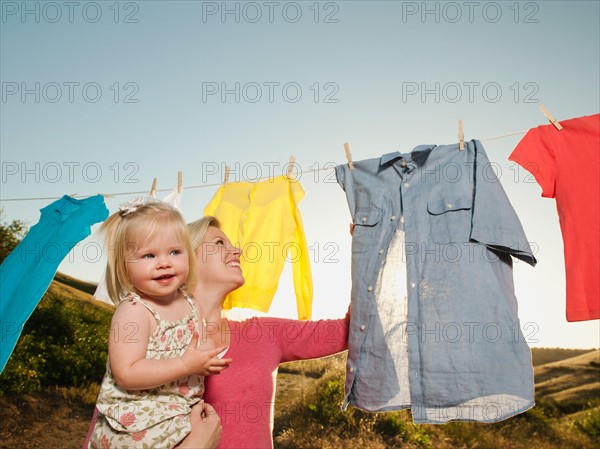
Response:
204,176,313,319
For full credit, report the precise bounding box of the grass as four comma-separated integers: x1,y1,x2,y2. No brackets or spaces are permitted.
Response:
52,384,101,406
273,349,600,449
1,272,598,448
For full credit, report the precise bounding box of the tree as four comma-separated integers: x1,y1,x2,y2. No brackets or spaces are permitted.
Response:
0,209,28,264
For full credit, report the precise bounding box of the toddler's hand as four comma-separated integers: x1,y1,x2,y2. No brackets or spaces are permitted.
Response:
180,332,232,376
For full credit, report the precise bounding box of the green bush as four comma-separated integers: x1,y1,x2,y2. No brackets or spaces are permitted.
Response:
521,397,561,425
0,291,111,395
307,375,436,446
0,333,44,393
0,212,27,264
307,376,379,437
310,379,345,424
576,410,600,438
375,412,408,439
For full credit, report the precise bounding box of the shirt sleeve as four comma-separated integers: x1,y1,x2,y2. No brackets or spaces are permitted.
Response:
470,140,537,266
289,181,313,320
335,164,357,217
265,315,349,363
508,127,558,198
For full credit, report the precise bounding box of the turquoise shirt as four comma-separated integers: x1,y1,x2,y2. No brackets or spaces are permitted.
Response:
0,195,109,373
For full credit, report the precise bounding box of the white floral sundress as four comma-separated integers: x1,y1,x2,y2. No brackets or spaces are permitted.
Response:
89,291,204,449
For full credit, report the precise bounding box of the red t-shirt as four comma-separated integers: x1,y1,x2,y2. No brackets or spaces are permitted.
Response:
509,113,600,322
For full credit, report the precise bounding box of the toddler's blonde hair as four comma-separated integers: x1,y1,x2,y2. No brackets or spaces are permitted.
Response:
100,201,198,304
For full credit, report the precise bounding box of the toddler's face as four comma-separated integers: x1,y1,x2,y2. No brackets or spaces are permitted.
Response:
126,227,189,302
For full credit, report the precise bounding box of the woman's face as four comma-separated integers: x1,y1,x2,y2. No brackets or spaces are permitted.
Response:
195,226,245,291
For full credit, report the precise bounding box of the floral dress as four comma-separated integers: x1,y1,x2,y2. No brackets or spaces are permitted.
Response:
89,291,204,449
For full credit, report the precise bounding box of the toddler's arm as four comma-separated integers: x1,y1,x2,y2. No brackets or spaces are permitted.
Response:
109,301,231,390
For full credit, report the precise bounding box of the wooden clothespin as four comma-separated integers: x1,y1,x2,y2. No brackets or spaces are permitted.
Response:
177,171,183,193
287,156,296,178
540,104,563,130
344,143,354,170
224,165,230,184
149,178,157,197
458,120,465,151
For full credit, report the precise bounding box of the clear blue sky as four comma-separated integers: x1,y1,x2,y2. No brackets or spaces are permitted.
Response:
1,0,599,348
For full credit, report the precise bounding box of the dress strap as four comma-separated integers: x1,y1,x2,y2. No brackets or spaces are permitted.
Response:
180,289,199,322
122,292,162,322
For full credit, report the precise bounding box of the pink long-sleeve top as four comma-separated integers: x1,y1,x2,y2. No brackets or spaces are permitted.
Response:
204,316,349,449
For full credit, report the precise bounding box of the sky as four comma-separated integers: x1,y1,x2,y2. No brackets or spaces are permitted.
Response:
1,0,599,349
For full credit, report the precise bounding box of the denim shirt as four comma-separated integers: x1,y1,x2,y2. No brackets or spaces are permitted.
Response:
336,140,537,423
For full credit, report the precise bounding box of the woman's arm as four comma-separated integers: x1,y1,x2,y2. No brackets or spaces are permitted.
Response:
109,301,231,390
266,311,350,363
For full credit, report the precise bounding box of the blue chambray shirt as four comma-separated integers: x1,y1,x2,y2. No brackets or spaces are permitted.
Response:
335,140,537,424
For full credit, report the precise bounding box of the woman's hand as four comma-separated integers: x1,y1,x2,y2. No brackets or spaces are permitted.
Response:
176,401,222,448
195,402,222,448
179,332,232,376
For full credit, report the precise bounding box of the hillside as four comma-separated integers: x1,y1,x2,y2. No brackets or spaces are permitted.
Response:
49,272,114,311
534,350,600,407
53,272,103,297
0,273,598,448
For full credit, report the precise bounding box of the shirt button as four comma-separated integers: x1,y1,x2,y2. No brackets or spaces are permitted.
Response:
367,285,373,292
411,282,416,288
404,183,410,188
360,324,366,331
349,366,354,373
400,160,407,167
400,216,405,224
362,216,368,222
391,215,397,221
447,203,453,209
379,249,384,255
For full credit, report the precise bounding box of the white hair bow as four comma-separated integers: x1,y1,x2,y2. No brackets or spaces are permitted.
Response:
119,196,154,216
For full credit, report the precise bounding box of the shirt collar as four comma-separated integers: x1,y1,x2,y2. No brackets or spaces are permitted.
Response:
380,145,435,166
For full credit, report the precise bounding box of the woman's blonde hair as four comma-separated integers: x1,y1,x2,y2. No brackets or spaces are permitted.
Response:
188,216,221,252
100,201,198,303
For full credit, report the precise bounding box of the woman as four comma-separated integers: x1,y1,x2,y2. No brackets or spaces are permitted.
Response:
188,216,349,449
83,217,349,449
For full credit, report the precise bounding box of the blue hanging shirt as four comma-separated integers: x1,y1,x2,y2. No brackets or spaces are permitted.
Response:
336,140,537,423
0,195,109,373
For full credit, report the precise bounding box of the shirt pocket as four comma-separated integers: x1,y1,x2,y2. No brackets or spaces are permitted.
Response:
351,206,384,254
427,193,473,244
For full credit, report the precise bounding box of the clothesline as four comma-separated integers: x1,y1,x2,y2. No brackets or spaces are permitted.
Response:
0,128,531,203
